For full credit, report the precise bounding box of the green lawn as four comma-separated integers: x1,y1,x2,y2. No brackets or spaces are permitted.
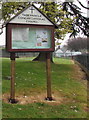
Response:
2,57,87,118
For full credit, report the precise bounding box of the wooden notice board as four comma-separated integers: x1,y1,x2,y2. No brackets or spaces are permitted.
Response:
5,4,58,103
6,4,58,52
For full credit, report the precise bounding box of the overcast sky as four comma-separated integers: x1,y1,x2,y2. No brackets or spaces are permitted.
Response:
0,0,88,46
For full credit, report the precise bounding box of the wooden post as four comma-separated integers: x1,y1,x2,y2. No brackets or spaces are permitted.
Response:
10,52,16,103
46,52,52,101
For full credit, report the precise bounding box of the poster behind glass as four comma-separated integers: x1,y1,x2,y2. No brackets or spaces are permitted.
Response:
12,27,51,49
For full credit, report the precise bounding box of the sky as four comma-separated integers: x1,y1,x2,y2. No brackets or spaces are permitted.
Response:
0,0,88,46
59,0,88,47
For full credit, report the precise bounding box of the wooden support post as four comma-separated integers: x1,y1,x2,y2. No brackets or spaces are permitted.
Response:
10,52,16,103
46,52,52,101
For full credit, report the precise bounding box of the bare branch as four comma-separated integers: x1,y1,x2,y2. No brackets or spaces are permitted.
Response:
77,0,89,10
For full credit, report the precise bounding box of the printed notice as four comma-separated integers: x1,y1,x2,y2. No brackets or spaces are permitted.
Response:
12,27,51,49
36,29,48,47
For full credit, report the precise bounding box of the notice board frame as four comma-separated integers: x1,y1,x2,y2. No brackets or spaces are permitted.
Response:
6,23,55,52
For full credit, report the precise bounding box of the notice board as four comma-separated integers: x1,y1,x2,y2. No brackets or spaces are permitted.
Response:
6,4,57,52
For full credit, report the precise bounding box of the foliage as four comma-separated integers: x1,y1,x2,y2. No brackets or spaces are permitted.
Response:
2,1,89,38
67,37,89,52
62,2,89,37
2,2,73,40
2,57,87,118
39,2,73,40
2,2,29,21
0,2,2,20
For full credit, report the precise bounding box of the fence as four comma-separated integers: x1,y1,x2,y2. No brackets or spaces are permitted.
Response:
1,49,39,58
1,49,72,59
74,54,89,70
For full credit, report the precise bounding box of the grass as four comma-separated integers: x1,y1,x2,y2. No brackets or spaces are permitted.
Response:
2,57,87,118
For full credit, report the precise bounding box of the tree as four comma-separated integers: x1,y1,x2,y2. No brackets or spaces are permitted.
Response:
3,1,89,60
1,2,74,62
62,1,89,37
39,2,73,39
67,37,88,53
2,2,29,21
2,2,73,39
0,2,2,20
1,1,89,38
32,2,74,61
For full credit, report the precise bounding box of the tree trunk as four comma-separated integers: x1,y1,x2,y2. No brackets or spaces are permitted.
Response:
33,52,53,62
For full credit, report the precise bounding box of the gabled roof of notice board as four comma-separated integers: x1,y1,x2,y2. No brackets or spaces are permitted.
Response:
5,4,58,28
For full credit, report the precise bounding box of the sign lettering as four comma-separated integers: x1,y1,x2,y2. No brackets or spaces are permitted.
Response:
9,6,53,25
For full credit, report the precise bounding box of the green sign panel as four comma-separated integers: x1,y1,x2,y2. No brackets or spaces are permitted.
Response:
12,27,51,49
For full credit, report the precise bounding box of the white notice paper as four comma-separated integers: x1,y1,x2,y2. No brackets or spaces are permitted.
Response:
12,28,29,42
36,29,48,47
